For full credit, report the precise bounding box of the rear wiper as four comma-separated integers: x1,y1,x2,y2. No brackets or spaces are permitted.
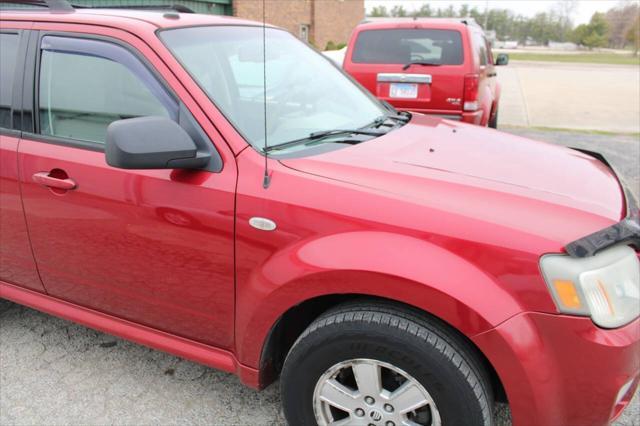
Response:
264,129,384,153
402,61,442,70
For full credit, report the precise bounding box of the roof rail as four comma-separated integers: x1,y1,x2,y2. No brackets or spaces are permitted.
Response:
72,3,195,13
0,0,195,14
0,0,74,12
361,16,482,28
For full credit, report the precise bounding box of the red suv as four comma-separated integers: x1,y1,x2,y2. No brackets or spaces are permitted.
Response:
1,3,639,426
344,18,508,128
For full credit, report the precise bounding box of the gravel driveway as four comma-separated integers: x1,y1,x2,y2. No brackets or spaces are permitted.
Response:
1,128,639,426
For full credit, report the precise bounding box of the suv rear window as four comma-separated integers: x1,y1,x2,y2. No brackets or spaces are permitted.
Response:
352,29,463,65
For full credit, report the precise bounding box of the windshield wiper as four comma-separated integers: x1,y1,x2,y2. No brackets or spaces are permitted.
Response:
402,61,442,71
264,129,384,153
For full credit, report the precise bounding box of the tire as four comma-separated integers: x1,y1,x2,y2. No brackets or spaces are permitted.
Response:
488,108,498,129
281,301,494,426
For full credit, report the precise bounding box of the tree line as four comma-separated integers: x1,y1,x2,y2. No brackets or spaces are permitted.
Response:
368,2,640,53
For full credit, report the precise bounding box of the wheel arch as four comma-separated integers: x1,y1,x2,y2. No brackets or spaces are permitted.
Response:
234,231,522,393
257,294,508,404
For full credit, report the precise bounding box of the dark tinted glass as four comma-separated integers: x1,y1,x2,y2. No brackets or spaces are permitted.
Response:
0,33,20,129
353,29,464,65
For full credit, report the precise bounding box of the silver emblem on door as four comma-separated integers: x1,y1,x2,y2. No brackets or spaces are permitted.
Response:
249,217,277,231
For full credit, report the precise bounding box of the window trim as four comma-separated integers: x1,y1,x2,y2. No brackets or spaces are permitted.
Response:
0,29,27,135
32,32,179,150
21,30,222,171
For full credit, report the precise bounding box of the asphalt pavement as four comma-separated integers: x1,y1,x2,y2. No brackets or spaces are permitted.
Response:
1,128,639,426
498,61,640,134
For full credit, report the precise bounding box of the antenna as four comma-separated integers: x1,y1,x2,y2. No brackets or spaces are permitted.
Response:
262,0,271,189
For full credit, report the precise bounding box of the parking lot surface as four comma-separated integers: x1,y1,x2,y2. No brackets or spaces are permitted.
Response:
1,128,639,426
498,61,640,134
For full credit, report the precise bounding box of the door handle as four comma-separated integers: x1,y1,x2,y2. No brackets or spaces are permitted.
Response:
488,72,497,77
32,172,77,190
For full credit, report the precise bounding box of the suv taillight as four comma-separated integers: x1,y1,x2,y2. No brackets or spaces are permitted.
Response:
463,74,479,111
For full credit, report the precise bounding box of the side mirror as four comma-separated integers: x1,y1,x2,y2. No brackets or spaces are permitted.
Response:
495,53,509,66
106,116,210,170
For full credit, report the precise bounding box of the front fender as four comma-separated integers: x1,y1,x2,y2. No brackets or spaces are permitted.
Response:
235,231,524,370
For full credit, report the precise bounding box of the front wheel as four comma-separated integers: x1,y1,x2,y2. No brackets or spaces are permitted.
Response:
280,301,494,426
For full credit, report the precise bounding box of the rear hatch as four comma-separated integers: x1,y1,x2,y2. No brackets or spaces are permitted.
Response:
345,26,467,114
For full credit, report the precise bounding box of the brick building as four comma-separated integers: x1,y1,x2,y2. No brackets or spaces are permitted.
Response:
62,0,364,50
233,0,364,49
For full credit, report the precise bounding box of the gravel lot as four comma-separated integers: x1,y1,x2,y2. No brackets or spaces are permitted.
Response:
1,128,639,426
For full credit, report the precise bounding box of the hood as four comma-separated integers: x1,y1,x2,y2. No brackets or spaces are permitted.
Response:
280,115,625,241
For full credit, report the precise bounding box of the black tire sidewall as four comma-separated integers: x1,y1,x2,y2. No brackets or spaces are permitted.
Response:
282,323,488,426
489,108,498,129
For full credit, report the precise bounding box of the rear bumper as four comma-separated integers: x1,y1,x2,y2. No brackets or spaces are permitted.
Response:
409,109,484,125
473,312,640,426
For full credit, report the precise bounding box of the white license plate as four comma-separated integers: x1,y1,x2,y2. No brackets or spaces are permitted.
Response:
389,83,418,99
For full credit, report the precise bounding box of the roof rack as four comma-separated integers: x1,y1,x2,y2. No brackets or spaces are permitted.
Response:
361,17,482,28
0,0,194,13
73,3,194,13
0,0,74,12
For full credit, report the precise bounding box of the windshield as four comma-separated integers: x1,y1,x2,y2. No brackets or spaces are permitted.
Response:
353,29,464,65
160,26,386,150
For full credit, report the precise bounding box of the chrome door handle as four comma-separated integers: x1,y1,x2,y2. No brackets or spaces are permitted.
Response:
32,172,77,190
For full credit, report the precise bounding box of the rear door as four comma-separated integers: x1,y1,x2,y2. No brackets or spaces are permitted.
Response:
345,26,466,113
17,24,237,348
0,25,45,292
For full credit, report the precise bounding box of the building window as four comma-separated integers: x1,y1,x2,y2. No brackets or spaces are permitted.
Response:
299,24,310,42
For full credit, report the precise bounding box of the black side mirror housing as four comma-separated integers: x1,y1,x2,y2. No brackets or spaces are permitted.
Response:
495,53,509,66
106,116,210,170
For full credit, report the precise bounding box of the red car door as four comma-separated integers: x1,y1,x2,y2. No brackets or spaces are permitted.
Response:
0,27,45,293
17,25,237,348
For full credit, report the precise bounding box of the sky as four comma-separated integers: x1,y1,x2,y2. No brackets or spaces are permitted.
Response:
364,0,637,25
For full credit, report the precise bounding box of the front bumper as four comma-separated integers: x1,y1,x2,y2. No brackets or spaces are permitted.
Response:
473,312,640,426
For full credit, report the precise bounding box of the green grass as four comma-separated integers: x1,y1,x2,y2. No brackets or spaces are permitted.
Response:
506,52,640,65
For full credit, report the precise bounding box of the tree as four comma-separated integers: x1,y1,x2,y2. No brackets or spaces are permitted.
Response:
572,12,609,48
412,4,432,17
368,6,388,17
605,3,640,48
442,5,456,17
458,4,470,18
627,15,640,55
554,0,578,41
390,5,407,17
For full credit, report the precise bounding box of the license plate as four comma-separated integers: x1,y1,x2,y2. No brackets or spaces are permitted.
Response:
389,83,418,99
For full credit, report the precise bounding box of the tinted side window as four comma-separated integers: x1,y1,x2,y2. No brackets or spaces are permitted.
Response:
39,39,176,144
353,29,464,65
472,31,487,66
0,33,20,129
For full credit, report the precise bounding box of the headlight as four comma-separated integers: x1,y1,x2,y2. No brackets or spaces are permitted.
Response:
540,245,640,328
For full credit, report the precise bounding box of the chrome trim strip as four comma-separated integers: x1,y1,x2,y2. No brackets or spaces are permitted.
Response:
377,73,432,84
